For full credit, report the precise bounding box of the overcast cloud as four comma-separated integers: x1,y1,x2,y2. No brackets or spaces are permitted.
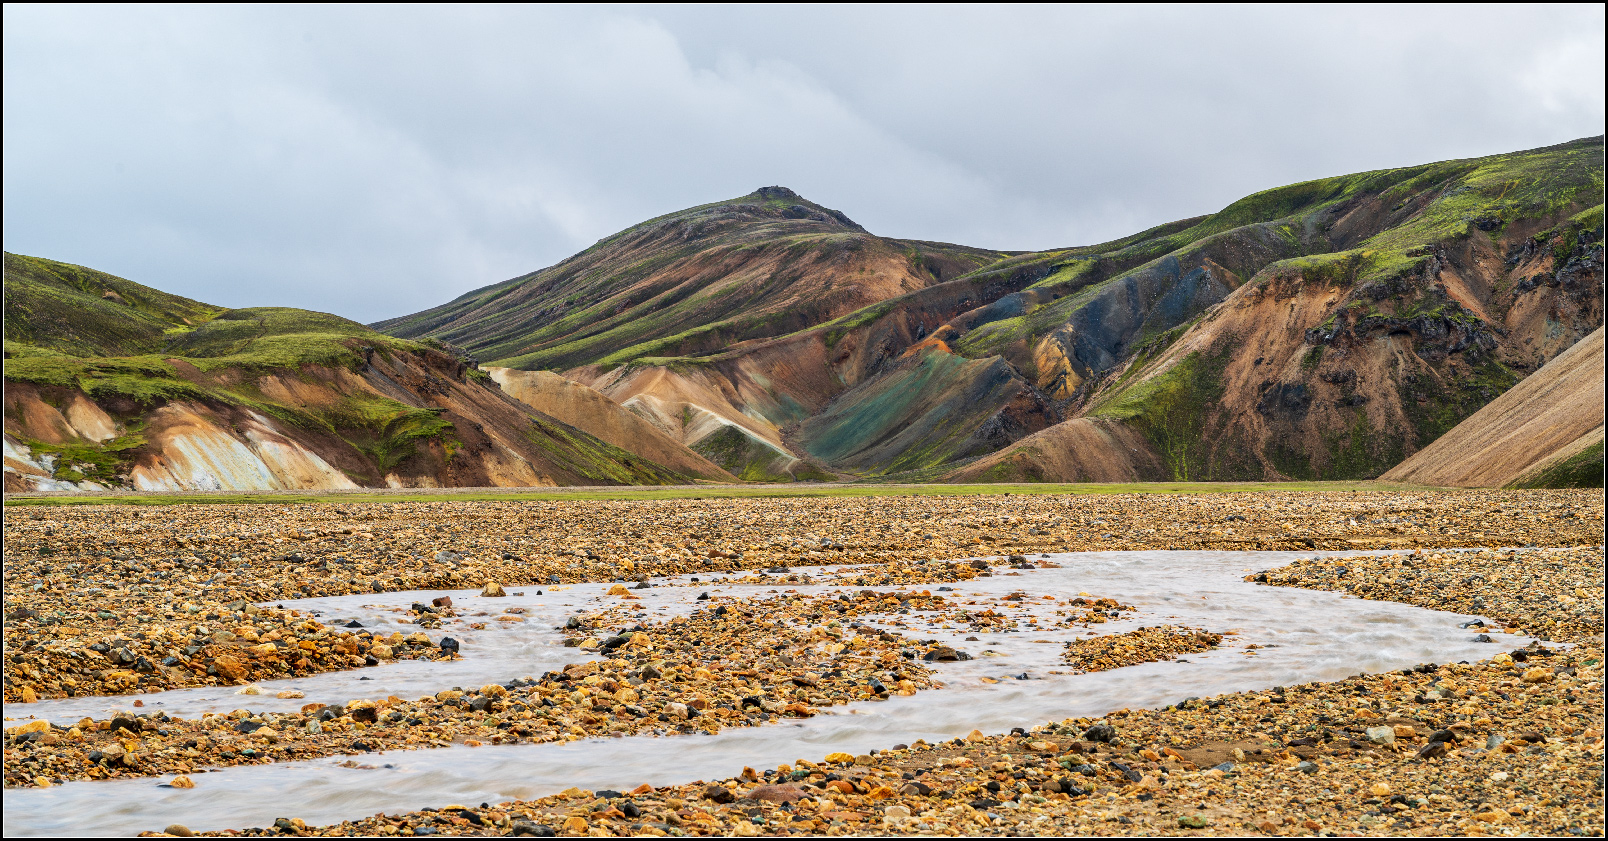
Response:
4,4,1603,322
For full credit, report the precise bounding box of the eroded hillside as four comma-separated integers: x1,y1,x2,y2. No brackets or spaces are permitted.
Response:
4,257,711,492
389,139,1601,483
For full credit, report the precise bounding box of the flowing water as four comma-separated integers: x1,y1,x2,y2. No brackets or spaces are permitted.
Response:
3,550,1533,836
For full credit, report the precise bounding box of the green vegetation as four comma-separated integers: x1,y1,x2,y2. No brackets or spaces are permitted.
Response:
1320,412,1406,481
3,253,223,357
16,431,147,485
4,354,207,405
1398,359,1523,446
1510,440,1604,489
2,479,1445,507
689,425,808,482
1093,349,1230,480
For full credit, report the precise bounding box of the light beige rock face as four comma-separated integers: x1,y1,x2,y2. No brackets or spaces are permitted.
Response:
62,394,118,443
1383,327,1604,488
489,367,737,481
129,404,359,491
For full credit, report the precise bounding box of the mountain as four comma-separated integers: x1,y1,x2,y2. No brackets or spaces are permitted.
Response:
1380,327,1602,488
3,254,720,492
374,187,1004,370
382,138,1604,484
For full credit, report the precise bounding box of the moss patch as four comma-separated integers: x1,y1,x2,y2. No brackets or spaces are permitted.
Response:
1511,440,1604,489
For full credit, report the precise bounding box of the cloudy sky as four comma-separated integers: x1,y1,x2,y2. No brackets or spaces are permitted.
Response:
4,5,1603,323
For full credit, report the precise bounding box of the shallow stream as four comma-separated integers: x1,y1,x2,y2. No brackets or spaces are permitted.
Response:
3,550,1531,836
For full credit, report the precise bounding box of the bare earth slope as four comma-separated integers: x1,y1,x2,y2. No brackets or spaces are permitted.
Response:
1017,139,1605,482
483,368,736,482
566,139,1595,482
373,186,1002,371
1382,326,1604,487
4,261,701,492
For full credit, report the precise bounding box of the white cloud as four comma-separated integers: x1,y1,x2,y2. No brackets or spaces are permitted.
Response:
3,5,1602,321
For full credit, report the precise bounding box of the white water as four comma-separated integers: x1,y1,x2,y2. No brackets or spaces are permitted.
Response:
4,550,1532,836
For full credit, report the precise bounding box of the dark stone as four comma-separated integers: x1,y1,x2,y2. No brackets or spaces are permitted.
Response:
432,596,453,609
439,637,460,655
344,620,364,628
1109,761,1142,782
1084,724,1116,743
1256,382,1312,420
705,785,735,804
510,822,556,837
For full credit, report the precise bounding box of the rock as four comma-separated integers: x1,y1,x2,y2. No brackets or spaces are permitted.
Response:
1296,761,1318,774
704,784,735,803
1520,666,1553,683
1177,814,1209,828
164,825,196,837
431,596,453,608
347,701,378,723
607,584,631,596
480,583,506,597
211,655,248,682
510,822,556,837
1364,726,1395,745
167,774,195,788
748,784,806,803
1083,723,1116,743
1370,782,1392,797
439,637,460,655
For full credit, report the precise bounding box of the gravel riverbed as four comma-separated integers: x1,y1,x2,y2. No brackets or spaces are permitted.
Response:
3,489,1602,836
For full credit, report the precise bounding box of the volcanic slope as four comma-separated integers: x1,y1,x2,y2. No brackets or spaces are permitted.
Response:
1380,326,1603,488
3,255,710,492
483,368,735,481
373,186,1005,371
385,139,1603,482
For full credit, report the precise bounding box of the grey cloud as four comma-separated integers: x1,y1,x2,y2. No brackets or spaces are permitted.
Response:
3,5,1602,322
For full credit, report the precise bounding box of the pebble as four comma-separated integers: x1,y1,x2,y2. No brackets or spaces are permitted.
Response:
1061,625,1222,673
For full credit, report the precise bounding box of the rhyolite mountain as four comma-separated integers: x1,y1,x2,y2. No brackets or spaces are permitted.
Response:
3,253,732,492
380,139,1604,486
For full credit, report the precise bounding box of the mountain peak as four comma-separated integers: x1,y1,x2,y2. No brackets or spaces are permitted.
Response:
753,185,800,201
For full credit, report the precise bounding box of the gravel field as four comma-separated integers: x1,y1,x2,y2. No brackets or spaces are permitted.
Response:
2,488,1602,836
